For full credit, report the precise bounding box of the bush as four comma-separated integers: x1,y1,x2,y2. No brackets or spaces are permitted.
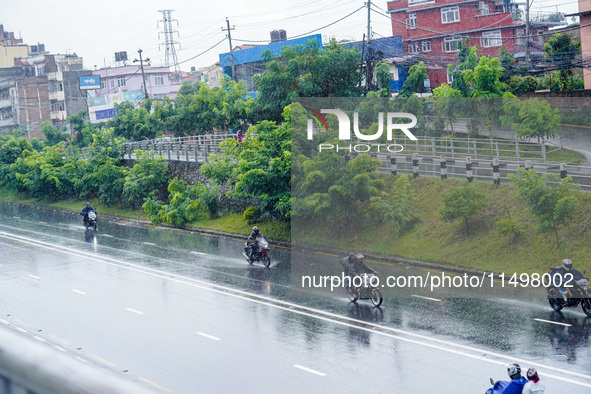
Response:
496,217,524,239
244,206,261,225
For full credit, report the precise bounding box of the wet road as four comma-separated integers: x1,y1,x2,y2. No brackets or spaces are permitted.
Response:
0,203,590,393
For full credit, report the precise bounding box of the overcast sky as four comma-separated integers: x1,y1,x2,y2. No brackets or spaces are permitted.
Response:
0,0,580,72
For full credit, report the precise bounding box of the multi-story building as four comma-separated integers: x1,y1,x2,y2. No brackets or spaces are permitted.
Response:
0,25,29,69
387,0,566,87
89,65,181,122
576,0,591,89
197,62,223,88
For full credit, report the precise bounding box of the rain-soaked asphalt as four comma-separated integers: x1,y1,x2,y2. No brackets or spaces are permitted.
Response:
0,203,590,393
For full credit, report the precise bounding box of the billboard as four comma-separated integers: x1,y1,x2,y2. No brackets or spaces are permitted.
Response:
79,76,101,90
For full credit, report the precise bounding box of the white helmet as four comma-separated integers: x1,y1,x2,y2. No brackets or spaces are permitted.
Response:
562,259,573,271
507,363,521,379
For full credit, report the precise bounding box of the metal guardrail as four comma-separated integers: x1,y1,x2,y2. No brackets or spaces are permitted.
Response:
0,325,155,394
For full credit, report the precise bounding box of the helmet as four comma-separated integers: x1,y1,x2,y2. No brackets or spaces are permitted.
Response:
354,253,365,263
252,226,259,234
85,202,91,207
507,363,521,379
562,259,573,271
526,368,538,379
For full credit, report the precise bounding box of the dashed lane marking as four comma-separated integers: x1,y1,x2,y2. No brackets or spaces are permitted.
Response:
126,308,145,315
139,377,173,393
28,275,40,279
89,354,116,367
293,364,326,377
412,295,442,302
196,332,221,341
72,289,86,295
534,318,572,327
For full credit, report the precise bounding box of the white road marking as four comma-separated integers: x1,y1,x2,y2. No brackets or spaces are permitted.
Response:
139,377,173,393
534,318,572,327
412,294,442,302
143,242,156,246
16,327,26,333
72,289,86,295
33,336,46,342
89,354,116,367
12,216,20,219
293,365,326,376
76,356,89,364
126,308,145,315
191,251,207,255
54,346,66,352
49,335,69,345
28,275,40,279
196,332,221,341
0,319,8,325
2,230,591,388
101,234,113,237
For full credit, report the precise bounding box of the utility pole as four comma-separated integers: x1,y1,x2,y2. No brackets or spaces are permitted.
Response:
525,0,532,66
222,18,236,81
366,0,373,92
158,10,181,83
134,49,150,99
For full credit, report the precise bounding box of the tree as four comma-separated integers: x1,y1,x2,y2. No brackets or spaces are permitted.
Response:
398,61,428,97
544,33,581,90
375,59,392,97
508,168,579,247
461,56,509,97
431,83,462,134
439,181,488,236
502,98,560,142
40,121,68,146
122,150,169,208
107,102,158,141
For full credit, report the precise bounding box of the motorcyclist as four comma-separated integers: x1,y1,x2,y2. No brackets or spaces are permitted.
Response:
522,368,545,394
556,259,586,299
80,202,96,226
348,253,378,277
486,363,528,394
246,226,262,262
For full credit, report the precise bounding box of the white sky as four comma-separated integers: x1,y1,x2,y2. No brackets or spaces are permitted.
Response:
0,0,580,72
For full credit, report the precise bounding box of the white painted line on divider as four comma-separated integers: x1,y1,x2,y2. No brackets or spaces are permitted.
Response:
143,242,156,246
54,346,66,352
534,318,572,327
196,332,221,341
33,336,46,342
28,275,40,279
101,234,113,237
191,251,207,256
0,319,8,325
49,335,69,345
72,289,86,295
293,364,326,377
139,377,173,393
76,356,89,364
126,308,145,315
412,294,442,302
89,354,116,367
16,327,26,333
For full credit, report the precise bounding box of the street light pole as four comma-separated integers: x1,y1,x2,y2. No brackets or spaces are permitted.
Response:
134,49,150,99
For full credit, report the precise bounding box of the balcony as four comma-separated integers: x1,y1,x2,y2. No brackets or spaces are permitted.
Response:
0,118,16,128
50,110,67,121
0,98,11,109
47,71,63,82
49,90,64,101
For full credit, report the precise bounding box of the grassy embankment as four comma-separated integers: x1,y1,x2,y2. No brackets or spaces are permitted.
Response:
297,177,591,275
0,189,290,241
2,174,590,274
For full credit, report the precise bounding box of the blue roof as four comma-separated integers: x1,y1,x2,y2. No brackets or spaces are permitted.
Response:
219,34,322,67
345,36,404,58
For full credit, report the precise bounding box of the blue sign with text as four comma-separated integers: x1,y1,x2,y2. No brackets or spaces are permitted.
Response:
79,76,101,90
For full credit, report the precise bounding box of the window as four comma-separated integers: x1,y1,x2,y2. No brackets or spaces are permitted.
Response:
110,79,115,88
443,37,460,52
516,29,525,45
154,75,164,86
408,13,417,29
100,79,107,89
408,43,420,54
117,76,126,87
441,6,460,23
447,69,454,84
478,1,489,16
390,65,399,81
481,30,502,48
51,102,64,112
421,41,431,52
537,31,544,45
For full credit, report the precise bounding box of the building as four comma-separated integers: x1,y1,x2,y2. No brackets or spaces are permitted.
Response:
387,0,566,87
89,65,181,122
219,34,323,95
197,62,224,88
345,35,409,91
575,0,591,89
0,25,29,69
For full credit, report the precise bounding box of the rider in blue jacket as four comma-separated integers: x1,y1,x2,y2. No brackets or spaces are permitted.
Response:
486,363,528,394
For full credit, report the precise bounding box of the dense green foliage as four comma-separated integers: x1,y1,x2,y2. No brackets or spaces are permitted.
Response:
439,181,489,236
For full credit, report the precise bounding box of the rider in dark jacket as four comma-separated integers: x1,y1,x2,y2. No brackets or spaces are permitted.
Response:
246,226,261,261
80,202,95,225
348,253,378,276
555,259,586,299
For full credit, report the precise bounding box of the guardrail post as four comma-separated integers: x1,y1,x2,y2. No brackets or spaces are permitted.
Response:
466,157,473,182
158,143,162,157
176,144,180,160
560,163,567,179
440,156,447,180
492,158,500,185
204,145,210,163
185,144,189,161
473,141,478,159
431,138,436,156
390,155,397,176
495,142,499,158
542,143,546,162
516,142,520,161
412,153,419,178
167,144,171,160
525,160,533,170
127,146,132,159
450,139,455,157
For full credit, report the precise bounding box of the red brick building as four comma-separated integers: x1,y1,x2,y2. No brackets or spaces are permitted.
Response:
387,0,564,88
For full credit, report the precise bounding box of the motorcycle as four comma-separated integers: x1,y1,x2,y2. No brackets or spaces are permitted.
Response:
83,210,97,231
242,234,271,267
547,267,591,317
339,259,383,307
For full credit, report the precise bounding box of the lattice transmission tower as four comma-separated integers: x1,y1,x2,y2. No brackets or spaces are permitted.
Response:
158,10,181,81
